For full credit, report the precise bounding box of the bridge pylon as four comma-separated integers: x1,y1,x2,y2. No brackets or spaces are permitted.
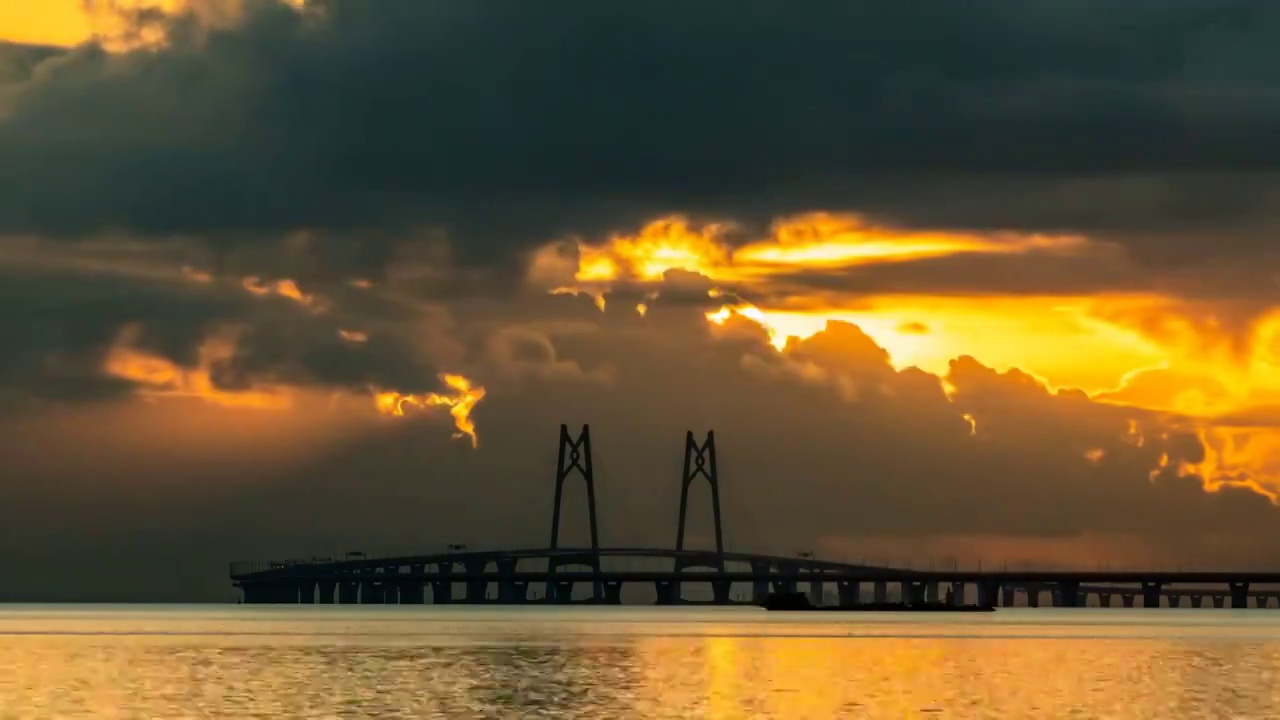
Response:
675,430,724,569
548,424,602,601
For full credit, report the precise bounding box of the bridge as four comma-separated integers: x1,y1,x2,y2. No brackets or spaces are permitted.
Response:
231,425,1280,608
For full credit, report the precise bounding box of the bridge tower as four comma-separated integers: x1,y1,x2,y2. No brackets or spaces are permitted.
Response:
673,431,728,603
548,424,602,601
676,430,724,556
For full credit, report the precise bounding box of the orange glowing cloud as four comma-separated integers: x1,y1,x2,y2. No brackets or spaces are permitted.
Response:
241,276,322,311
374,374,487,448
103,324,292,410
535,212,1085,289
534,213,1280,505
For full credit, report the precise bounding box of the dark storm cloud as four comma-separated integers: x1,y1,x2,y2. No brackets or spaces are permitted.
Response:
2,0,1280,264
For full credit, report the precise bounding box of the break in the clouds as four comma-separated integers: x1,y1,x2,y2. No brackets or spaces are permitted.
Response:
1,1,1280,600
2,0,1280,262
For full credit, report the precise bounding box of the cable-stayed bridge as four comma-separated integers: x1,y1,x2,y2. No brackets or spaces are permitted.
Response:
230,425,1280,608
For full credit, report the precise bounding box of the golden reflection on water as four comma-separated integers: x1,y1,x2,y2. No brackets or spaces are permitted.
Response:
2,607,1280,718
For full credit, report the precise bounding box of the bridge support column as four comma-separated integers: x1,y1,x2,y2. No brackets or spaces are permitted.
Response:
1141,582,1161,608
808,578,823,606
874,581,888,603
465,560,489,603
837,580,859,606
654,580,676,606
751,562,771,604
431,581,453,604
603,581,624,605
1121,593,1135,608
1168,593,1181,608
1098,593,1112,608
338,580,359,604
399,565,425,604
380,570,399,604
1213,595,1226,608
400,578,425,604
298,580,316,604
948,581,965,606
1190,594,1203,609
711,581,732,605
360,581,382,604
552,580,574,604
902,581,925,604
1025,584,1041,608
1057,581,1081,608
925,582,941,603
317,580,336,605
1258,595,1271,609
495,560,525,604
1231,582,1250,609
977,581,999,607
771,578,798,595
498,580,529,603
1001,585,1016,607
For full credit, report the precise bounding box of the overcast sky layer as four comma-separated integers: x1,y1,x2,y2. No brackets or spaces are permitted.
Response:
1,1,1278,601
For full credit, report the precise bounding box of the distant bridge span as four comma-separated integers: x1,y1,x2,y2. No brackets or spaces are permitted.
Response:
231,425,1280,608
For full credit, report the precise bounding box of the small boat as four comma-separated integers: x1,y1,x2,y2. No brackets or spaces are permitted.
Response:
761,592,996,612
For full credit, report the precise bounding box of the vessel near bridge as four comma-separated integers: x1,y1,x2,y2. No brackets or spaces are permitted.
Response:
231,425,1280,609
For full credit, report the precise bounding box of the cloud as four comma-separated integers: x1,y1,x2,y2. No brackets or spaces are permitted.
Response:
1,2,1279,600
2,1,1280,265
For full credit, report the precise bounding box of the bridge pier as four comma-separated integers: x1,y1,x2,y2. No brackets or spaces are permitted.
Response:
399,565,425,604
1024,584,1041,608
552,580,575,604
874,580,888,603
431,581,453,604
1231,582,1250,608
1001,585,1015,607
400,581,425,605
1121,593,1135,607
338,580,359,604
1057,581,1081,608
1098,592,1112,608
1168,593,1181,609
1258,595,1271,609
498,580,529,603
1213,595,1226,608
1190,594,1203,609
977,581,998,607
902,581,925,604
654,580,676,606
808,578,823,606
603,581,624,605
771,578,798,595
751,562,771,603
1142,582,1161,608
838,580,859,606
925,582,941,603
465,560,489,603
712,580,732,605
297,580,316,604
317,580,336,604
360,581,383,604
947,581,964,606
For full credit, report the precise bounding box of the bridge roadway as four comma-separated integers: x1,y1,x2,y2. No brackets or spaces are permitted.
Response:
231,546,1280,608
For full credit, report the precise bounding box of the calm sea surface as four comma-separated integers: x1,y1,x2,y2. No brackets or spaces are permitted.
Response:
1,605,1279,719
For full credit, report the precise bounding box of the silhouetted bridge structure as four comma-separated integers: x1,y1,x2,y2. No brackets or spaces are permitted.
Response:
232,425,1280,608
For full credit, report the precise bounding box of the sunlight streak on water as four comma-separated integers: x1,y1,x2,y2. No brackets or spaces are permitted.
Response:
0,606,1278,718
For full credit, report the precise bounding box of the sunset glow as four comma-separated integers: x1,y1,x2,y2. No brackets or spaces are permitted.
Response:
374,374,488,448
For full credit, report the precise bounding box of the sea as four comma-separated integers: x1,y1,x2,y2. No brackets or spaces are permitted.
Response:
1,605,1278,719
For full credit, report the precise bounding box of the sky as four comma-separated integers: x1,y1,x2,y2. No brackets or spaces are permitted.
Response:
1,0,1279,601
